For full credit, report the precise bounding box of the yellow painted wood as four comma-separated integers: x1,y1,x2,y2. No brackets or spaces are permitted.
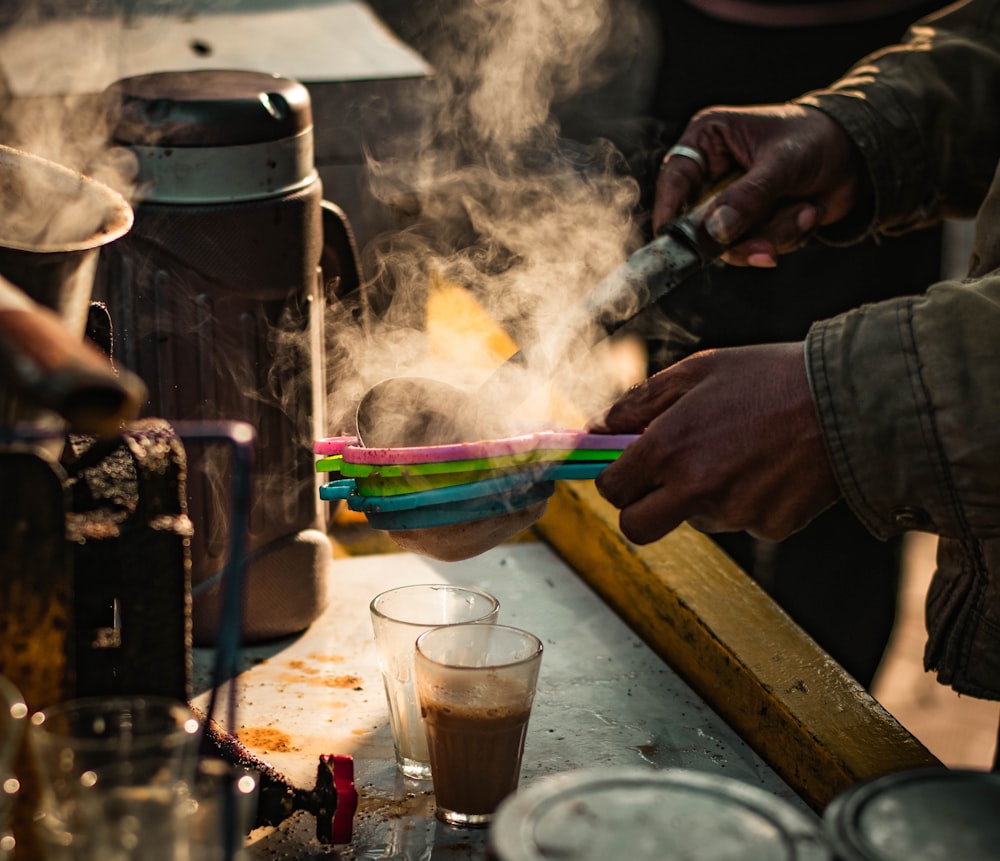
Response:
534,480,942,812
426,276,519,367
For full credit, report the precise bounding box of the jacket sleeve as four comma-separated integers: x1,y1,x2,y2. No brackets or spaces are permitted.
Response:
806,264,1000,542
799,0,1000,544
795,0,1000,238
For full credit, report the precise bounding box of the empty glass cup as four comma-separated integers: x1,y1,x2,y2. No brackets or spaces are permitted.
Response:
0,675,27,859
29,695,201,860
370,584,500,779
185,758,259,861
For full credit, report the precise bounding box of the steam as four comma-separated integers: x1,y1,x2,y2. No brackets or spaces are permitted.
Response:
0,0,655,447
328,0,651,439
0,2,139,198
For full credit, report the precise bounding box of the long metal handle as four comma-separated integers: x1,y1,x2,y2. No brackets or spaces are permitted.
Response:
0,274,146,437
580,176,736,338
484,182,734,396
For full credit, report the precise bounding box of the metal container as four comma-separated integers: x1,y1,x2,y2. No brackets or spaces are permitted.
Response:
822,767,1000,860
0,144,132,429
98,69,332,644
488,766,833,860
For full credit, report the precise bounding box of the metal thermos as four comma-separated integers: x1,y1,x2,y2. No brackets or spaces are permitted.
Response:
98,70,333,644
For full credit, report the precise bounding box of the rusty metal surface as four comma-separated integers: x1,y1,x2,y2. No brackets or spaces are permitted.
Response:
0,422,193,858
65,420,192,700
0,420,192,710
0,447,73,709
191,543,809,859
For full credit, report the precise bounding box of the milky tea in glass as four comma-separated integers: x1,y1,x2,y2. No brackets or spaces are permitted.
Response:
370,584,500,780
414,623,542,827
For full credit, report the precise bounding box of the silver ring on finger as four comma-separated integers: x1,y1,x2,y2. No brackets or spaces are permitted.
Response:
664,144,706,174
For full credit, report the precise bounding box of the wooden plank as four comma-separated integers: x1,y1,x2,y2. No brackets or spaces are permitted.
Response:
534,480,942,811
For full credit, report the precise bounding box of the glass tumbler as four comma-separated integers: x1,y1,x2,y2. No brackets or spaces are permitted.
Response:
370,584,500,779
0,675,27,859
29,695,201,860
415,623,542,827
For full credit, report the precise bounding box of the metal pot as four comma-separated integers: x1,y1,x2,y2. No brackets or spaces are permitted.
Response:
0,144,133,431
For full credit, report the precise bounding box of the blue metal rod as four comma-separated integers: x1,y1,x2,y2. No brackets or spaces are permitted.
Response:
174,420,255,861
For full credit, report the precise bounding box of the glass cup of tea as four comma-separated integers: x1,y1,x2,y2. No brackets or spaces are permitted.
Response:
28,695,201,860
370,584,500,780
414,623,543,827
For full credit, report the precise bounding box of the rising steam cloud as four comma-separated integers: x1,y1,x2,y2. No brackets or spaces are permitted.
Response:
1,0,657,444
328,0,654,439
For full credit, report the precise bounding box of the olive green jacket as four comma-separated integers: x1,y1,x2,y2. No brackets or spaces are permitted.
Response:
797,0,1000,698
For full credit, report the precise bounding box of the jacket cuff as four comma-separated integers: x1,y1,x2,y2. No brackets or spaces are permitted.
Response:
795,90,932,242
805,300,946,540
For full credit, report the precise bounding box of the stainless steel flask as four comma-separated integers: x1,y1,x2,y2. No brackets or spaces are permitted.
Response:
98,69,334,644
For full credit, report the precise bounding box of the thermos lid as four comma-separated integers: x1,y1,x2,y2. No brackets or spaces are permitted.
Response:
488,767,832,861
105,69,317,203
822,767,1000,860
108,69,311,147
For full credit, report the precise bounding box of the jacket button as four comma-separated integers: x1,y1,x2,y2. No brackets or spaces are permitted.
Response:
891,506,929,529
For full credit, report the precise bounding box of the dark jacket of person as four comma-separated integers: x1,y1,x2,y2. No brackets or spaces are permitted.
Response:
798,0,1000,698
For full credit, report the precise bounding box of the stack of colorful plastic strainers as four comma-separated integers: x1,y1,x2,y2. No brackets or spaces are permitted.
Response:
314,430,640,532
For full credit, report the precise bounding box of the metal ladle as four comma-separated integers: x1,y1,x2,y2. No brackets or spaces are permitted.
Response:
355,191,729,450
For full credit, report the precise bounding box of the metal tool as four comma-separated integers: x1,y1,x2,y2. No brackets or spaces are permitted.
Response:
355,191,728,449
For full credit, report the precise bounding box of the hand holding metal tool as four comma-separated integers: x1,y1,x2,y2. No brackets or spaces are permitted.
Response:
355,186,731,450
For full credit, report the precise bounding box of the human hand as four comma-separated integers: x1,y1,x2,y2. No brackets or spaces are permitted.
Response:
654,105,867,267
589,342,841,543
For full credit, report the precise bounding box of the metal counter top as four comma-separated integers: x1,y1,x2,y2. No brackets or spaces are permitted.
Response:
192,542,810,859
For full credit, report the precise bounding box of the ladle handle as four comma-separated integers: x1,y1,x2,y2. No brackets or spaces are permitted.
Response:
493,175,738,381
0,274,147,437
582,174,739,338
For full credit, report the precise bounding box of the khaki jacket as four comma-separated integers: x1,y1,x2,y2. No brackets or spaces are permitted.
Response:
797,0,1000,698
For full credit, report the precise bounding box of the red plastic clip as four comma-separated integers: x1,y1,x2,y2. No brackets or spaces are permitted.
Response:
331,753,359,844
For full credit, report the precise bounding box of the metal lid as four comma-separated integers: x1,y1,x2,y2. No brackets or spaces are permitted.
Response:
823,768,1000,860
105,70,317,203
107,70,312,148
489,767,832,861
